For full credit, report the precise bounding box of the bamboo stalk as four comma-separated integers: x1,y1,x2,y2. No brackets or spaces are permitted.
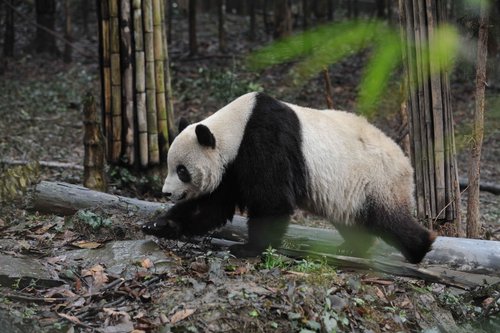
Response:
109,0,121,163
97,0,112,161
416,0,436,223
143,0,160,165
160,0,176,145
153,0,169,163
120,0,135,166
133,0,148,168
426,0,445,219
403,0,425,220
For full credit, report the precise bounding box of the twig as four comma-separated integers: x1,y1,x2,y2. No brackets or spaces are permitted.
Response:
322,67,334,109
0,159,83,170
1,292,68,303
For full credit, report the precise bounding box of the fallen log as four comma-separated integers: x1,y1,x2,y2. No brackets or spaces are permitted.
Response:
459,177,500,195
30,181,500,279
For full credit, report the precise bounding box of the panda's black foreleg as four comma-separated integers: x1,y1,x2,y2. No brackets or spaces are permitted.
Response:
142,192,236,239
334,224,376,258
229,215,290,257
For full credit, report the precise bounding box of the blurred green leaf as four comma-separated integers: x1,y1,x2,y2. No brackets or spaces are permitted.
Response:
249,19,460,118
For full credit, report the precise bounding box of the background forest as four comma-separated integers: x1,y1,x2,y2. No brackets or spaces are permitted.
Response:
0,0,499,332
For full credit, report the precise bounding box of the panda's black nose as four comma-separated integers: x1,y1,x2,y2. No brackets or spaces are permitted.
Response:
164,192,172,197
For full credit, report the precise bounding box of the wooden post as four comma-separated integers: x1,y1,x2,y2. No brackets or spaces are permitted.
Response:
83,93,107,192
466,0,489,238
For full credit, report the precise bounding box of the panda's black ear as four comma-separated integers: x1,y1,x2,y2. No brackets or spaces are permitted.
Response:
178,117,190,133
195,124,216,148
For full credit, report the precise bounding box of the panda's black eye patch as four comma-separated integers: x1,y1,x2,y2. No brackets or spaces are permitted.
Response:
176,165,191,183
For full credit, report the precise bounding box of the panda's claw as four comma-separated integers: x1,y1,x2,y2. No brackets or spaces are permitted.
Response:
142,217,181,238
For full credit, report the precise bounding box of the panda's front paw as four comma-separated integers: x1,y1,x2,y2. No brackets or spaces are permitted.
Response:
229,243,264,258
142,217,181,239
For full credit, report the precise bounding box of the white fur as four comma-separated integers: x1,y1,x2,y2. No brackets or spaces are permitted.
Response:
163,92,257,200
286,102,414,225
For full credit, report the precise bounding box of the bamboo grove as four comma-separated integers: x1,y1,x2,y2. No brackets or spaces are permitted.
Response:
97,0,175,168
399,0,460,231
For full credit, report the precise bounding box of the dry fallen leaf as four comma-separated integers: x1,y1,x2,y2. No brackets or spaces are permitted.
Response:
58,312,82,325
170,309,195,324
141,258,154,269
226,266,248,276
71,241,103,249
81,264,109,288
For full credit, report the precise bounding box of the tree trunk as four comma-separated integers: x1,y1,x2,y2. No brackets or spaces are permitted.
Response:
302,0,310,29
218,0,226,53
327,0,334,21
376,0,385,18
188,0,197,55
274,0,292,39
35,0,59,55
166,0,172,43
3,0,15,58
63,0,72,63
466,1,489,239
399,0,460,234
82,0,90,39
248,0,256,40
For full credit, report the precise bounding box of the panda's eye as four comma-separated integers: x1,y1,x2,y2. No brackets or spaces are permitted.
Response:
176,165,191,183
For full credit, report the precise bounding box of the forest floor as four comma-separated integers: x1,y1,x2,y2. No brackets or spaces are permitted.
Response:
1,11,500,333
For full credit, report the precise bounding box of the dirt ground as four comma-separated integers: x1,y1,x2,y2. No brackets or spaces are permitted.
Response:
1,9,499,333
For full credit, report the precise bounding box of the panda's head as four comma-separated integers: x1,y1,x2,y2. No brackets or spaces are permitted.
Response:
162,120,224,202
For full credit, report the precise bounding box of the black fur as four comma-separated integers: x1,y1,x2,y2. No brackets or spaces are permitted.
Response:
143,93,307,255
230,93,308,254
351,198,435,264
142,168,237,238
195,124,216,148
178,117,190,133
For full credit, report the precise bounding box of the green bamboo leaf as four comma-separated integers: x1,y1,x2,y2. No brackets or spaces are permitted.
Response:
358,30,401,118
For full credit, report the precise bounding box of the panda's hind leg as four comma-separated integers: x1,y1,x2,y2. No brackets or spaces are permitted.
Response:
334,224,376,258
230,215,290,257
361,199,436,264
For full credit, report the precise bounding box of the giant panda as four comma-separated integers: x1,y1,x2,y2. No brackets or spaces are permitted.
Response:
142,92,436,264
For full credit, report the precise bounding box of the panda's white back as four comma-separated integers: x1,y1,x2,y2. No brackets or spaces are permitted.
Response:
287,103,414,224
